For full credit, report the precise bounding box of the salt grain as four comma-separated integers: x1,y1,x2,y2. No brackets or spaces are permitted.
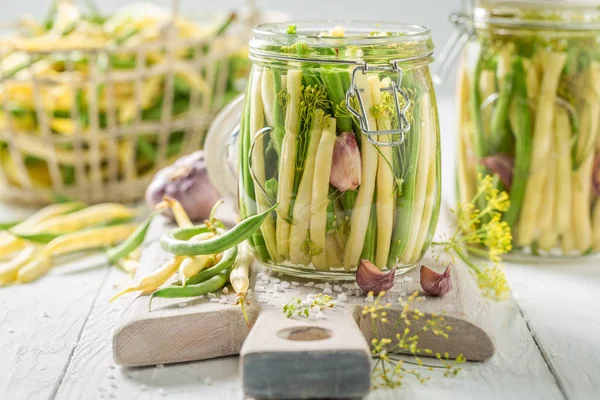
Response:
337,293,348,302
271,278,281,284
307,293,316,299
222,287,229,294
322,287,332,295
210,298,220,303
207,292,217,298
291,281,300,287
305,282,315,287
218,299,229,304
281,281,291,289
333,285,343,293
254,285,266,293
315,311,326,319
247,289,253,296
274,284,283,293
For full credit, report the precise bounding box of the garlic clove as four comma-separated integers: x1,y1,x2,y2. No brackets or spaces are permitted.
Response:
330,132,362,192
420,265,452,297
479,154,514,190
356,259,396,294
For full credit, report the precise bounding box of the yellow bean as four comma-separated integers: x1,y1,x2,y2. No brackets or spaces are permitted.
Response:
0,245,37,283
15,225,137,283
32,203,136,234
179,232,216,284
159,196,193,227
44,224,137,256
110,256,185,302
15,255,52,284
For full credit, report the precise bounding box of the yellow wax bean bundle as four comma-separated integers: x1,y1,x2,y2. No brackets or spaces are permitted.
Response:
32,203,137,234
457,60,477,205
401,94,434,264
310,117,337,271
517,51,567,247
343,70,379,271
276,70,303,259
289,109,325,265
369,76,394,269
17,224,137,283
249,68,279,262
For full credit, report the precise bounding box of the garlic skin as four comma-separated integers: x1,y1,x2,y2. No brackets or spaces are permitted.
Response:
146,151,222,222
420,265,452,297
356,259,396,294
480,154,514,189
330,132,362,192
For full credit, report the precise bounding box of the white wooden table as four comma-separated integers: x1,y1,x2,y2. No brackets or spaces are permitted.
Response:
1,97,599,400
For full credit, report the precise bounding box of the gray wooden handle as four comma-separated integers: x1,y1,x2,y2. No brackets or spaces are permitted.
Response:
240,308,371,399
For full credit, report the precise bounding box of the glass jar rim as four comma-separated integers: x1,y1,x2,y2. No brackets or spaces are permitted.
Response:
466,1,600,31
249,20,434,64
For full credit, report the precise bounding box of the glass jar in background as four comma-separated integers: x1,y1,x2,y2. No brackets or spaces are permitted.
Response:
437,0,600,259
226,21,441,279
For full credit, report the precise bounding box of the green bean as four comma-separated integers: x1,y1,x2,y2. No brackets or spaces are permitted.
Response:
489,68,514,154
106,213,155,264
0,221,19,230
503,58,532,226
174,245,238,286
161,203,279,256
321,69,353,132
271,69,285,155
149,268,231,311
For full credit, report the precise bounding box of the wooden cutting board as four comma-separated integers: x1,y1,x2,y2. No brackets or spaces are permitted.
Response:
112,209,495,399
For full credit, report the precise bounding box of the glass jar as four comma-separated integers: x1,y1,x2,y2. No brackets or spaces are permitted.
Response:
206,21,441,279
437,1,600,259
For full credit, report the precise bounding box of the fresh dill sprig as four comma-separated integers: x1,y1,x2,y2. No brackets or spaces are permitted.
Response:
283,294,335,318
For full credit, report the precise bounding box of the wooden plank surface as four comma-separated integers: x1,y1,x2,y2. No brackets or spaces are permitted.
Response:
505,262,600,400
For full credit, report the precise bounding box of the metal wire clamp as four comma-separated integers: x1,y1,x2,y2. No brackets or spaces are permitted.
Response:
345,61,411,146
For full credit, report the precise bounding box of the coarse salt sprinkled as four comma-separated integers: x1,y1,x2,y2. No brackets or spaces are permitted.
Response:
322,287,333,295
207,292,217,298
281,281,291,289
291,281,300,287
210,298,220,303
254,285,266,293
305,282,315,287
333,285,343,292
337,293,348,302
274,284,284,293
218,299,229,304
222,287,229,294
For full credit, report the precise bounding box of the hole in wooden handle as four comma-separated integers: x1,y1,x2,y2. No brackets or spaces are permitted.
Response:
277,326,333,341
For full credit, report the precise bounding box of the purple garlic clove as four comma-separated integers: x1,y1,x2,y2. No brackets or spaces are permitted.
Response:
420,265,452,297
356,259,396,295
480,154,514,189
330,132,362,192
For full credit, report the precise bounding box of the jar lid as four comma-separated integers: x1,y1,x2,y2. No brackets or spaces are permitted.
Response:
249,21,434,65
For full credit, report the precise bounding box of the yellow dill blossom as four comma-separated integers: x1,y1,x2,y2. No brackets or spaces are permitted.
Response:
367,292,465,390
432,174,512,301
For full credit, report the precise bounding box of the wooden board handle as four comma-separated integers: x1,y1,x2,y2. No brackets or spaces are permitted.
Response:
240,308,371,399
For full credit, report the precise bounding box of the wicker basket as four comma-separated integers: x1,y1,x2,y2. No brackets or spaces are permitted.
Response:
0,8,247,204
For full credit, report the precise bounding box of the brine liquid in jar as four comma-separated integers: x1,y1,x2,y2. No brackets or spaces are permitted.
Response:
238,21,442,279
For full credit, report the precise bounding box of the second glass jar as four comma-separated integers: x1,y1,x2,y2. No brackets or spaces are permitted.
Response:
452,1,600,258
239,21,441,278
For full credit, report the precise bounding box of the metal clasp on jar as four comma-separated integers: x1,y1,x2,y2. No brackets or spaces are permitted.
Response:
345,61,411,146
431,12,473,86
